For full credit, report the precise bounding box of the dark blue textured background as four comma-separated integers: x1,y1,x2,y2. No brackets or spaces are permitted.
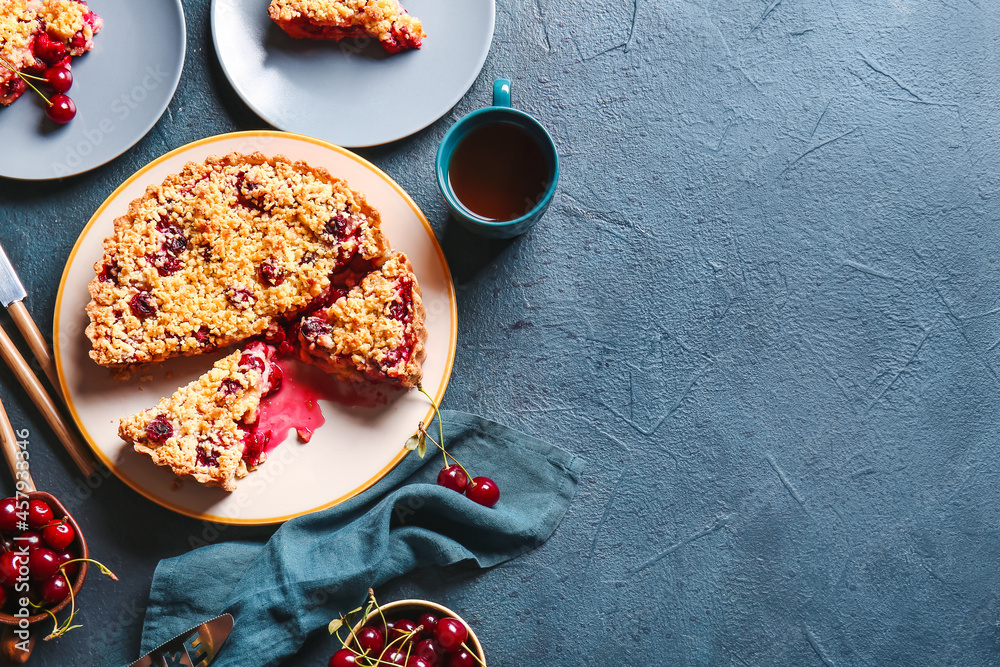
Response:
2,0,1000,664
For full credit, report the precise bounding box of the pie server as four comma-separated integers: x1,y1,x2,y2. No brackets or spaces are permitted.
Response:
127,614,234,667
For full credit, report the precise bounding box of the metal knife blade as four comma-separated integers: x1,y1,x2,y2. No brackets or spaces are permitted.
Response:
0,243,26,308
127,614,234,667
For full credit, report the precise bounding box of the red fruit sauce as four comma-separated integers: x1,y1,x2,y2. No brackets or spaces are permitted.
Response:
256,357,395,454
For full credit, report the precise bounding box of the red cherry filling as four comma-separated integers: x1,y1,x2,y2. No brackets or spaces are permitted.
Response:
152,252,182,276
387,281,414,322
220,378,242,397
258,259,286,286
226,287,255,309
322,213,353,242
33,33,66,64
0,77,26,102
129,291,157,318
299,317,333,343
98,259,120,284
266,362,283,396
235,172,267,210
195,445,221,469
239,352,266,375
241,429,271,467
146,415,173,443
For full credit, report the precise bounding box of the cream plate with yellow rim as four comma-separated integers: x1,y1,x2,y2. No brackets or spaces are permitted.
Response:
54,131,456,525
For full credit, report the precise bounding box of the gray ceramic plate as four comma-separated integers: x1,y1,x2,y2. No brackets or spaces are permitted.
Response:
0,0,185,181
211,0,495,147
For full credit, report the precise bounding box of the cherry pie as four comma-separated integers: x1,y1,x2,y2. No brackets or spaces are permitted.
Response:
119,342,280,492
92,153,430,490
268,0,425,54
0,0,102,105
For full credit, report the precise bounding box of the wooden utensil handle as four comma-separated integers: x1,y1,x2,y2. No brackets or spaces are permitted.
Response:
0,325,95,477
0,625,33,663
0,397,35,493
7,301,62,402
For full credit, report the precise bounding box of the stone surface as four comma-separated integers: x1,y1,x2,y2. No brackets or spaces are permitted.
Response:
2,0,1000,664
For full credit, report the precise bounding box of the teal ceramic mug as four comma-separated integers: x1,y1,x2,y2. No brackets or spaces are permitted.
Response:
436,79,560,238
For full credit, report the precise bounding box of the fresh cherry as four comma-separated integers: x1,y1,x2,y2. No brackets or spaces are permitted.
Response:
434,618,468,652
55,550,78,577
43,521,75,551
40,574,69,604
329,649,358,667
414,639,444,665
418,612,440,638
406,657,433,667
29,548,60,581
18,531,42,552
393,618,418,638
27,500,53,529
436,465,468,494
45,93,76,124
465,477,500,508
0,498,19,533
447,649,476,667
45,66,72,93
0,551,23,586
381,650,407,666
356,626,384,655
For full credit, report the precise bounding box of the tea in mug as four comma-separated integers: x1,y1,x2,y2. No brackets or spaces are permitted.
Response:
447,122,550,223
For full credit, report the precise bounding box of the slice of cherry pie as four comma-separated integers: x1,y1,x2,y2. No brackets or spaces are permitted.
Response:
0,0,102,105
85,152,389,369
268,0,425,54
297,251,427,388
119,342,280,492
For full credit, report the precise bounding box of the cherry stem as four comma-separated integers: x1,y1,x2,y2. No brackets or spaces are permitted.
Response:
417,386,445,452
0,52,50,104
60,557,119,581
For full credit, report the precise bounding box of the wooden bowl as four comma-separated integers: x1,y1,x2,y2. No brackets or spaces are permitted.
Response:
348,599,487,666
0,492,88,664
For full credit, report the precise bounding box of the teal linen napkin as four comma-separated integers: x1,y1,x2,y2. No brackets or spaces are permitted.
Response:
125,410,583,667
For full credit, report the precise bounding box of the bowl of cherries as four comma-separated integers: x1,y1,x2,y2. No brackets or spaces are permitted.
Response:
330,595,486,667
0,494,88,660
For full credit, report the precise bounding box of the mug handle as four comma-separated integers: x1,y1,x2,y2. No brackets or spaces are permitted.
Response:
493,79,511,108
